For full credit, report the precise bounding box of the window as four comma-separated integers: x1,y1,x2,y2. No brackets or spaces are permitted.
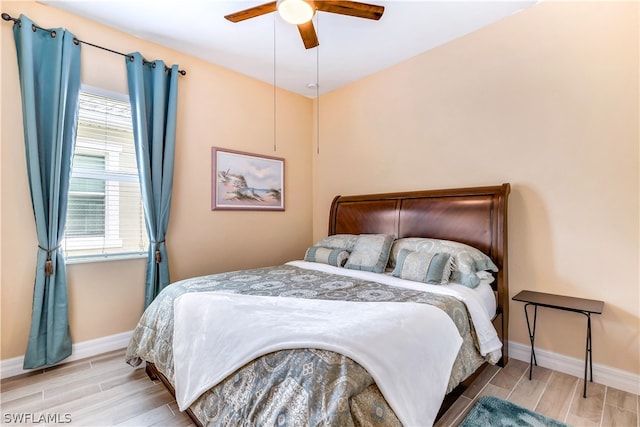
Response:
67,154,106,237
63,89,148,260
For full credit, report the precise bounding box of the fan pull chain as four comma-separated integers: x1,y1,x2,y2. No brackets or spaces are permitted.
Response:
273,13,277,153
316,12,320,154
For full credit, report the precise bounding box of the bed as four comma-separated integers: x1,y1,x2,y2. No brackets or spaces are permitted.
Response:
125,183,510,426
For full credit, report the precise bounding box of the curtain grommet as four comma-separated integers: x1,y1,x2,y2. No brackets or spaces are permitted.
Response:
31,24,36,32
50,30,56,38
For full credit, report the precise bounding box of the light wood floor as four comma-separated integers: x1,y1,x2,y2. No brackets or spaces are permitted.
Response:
436,358,639,427
1,349,638,426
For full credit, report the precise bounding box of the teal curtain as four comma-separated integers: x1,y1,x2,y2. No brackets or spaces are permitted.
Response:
12,15,81,368
126,53,179,308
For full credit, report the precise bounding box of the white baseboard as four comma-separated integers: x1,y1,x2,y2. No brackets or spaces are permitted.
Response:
509,340,640,395
0,330,133,380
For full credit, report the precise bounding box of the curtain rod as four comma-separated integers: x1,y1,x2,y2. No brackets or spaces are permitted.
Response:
1,12,186,76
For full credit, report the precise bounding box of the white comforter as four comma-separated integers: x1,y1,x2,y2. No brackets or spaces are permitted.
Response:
287,260,503,362
173,292,463,427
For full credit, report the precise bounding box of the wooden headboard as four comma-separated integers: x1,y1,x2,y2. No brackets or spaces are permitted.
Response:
328,183,511,366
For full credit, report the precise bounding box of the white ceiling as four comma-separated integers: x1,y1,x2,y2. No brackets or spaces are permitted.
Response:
40,0,539,97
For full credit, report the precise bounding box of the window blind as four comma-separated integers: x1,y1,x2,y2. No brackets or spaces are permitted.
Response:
63,90,148,260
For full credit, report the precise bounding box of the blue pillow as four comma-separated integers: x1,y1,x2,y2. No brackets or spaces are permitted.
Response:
312,234,358,252
392,249,454,285
390,238,498,288
304,247,350,267
344,234,395,274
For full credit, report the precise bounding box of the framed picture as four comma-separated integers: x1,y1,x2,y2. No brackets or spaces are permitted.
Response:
211,147,285,211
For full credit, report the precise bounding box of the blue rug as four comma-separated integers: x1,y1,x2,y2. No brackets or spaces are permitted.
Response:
459,396,570,427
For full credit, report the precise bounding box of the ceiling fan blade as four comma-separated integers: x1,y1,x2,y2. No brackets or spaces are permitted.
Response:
297,21,319,49
316,1,384,20
224,1,277,22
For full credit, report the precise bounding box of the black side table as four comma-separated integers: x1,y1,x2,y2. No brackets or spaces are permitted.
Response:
512,290,604,398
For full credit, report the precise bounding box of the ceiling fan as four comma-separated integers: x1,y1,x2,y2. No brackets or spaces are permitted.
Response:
224,0,385,49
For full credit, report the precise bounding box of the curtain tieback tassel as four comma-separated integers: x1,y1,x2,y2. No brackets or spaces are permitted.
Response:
38,244,61,276
151,240,166,264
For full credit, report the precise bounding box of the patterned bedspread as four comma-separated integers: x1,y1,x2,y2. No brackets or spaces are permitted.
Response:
125,264,488,426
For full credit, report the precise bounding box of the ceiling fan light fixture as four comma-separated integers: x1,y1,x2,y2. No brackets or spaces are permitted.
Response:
276,0,315,25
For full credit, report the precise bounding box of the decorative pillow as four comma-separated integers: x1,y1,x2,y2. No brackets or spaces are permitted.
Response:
389,238,498,288
476,270,496,285
312,234,359,252
304,247,350,267
392,249,454,285
344,234,395,274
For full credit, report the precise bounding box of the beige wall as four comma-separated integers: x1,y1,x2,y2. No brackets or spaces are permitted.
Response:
1,0,638,379
313,1,639,374
1,1,313,359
